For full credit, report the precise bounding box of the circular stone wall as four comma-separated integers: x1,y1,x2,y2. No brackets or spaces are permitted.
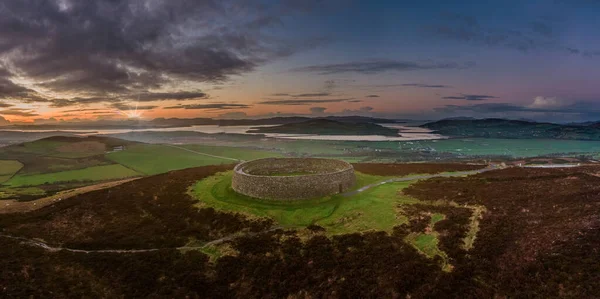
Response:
232,158,356,200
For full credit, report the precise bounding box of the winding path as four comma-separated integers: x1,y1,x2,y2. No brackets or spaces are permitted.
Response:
0,226,283,254
342,165,499,197
163,144,243,162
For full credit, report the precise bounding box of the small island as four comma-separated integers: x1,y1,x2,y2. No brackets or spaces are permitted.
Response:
247,119,401,136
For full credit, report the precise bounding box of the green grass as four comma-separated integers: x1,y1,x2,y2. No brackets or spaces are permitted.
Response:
0,160,23,183
4,164,140,187
106,144,232,175
398,138,600,157
430,213,445,225
181,144,282,161
191,170,417,234
0,186,46,199
106,144,278,175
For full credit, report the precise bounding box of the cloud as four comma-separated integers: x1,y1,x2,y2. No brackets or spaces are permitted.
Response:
0,108,39,117
401,83,452,88
291,59,471,74
164,103,251,110
111,103,159,111
271,93,290,96
365,95,380,98
291,93,331,97
0,0,329,104
442,94,497,101
529,96,564,108
0,67,45,102
45,91,210,108
257,98,353,105
218,111,248,119
0,102,13,108
323,80,337,92
427,13,600,57
340,106,375,115
435,100,600,117
309,106,327,114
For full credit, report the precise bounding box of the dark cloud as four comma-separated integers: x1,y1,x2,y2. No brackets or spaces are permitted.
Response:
257,98,353,105
427,13,599,56
271,93,290,96
62,108,107,113
323,80,337,92
365,95,380,98
442,94,497,101
0,108,39,117
164,103,251,110
348,100,363,103
0,102,13,108
309,106,327,114
111,103,159,111
402,83,452,88
0,67,45,102
291,59,471,75
435,101,600,116
46,91,209,108
291,93,331,97
135,91,209,102
0,0,329,103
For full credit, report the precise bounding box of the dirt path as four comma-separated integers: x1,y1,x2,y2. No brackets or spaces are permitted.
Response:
0,226,283,254
0,177,140,214
163,144,242,162
342,165,500,197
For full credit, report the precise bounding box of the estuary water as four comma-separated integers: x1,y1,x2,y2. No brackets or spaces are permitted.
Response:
0,124,446,141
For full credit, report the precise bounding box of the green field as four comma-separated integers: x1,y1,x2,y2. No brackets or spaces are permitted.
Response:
192,170,416,234
4,164,140,187
107,144,280,175
397,138,600,157
0,160,24,183
181,144,282,161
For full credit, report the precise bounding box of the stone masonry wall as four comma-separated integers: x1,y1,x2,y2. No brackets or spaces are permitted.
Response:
232,158,356,200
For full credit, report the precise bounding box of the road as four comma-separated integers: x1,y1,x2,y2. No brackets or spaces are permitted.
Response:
0,177,140,214
342,165,498,197
163,144,243,162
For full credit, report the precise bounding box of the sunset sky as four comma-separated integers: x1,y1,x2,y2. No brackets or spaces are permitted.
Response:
1,0,600,124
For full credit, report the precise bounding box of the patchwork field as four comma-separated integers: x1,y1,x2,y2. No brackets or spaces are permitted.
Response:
0,137,281,201
4,164,141,187
107,144,280,175
0,160,23,183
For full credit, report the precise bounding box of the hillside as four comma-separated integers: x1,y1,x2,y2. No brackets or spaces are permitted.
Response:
422,118,600,140
247,119,401,136
1,164,599,297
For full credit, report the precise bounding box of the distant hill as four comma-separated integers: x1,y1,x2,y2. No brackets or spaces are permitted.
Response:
247,119,401,136
422,118,600,140
152,116,400,127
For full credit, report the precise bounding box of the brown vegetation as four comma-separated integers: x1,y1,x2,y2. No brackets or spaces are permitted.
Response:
1,164,598,298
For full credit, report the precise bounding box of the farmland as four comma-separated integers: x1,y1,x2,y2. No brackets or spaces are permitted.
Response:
4,164,140,187
107,143,280,175
0,160,23,182
0,137,281,200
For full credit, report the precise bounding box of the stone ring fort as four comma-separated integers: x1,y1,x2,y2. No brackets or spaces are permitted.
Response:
232,158,356,200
